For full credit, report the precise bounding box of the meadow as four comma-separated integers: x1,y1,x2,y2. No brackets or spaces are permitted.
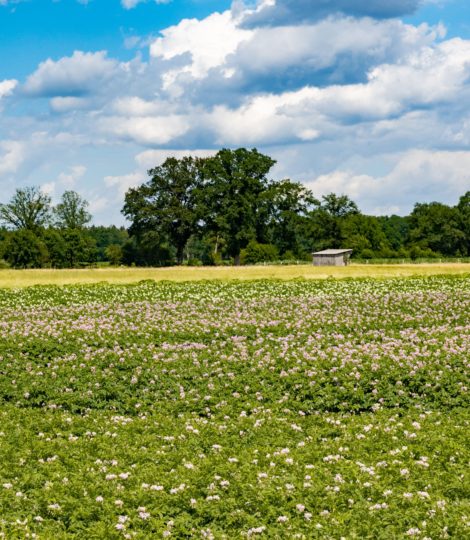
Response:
0,275,469,538
0,262,469,288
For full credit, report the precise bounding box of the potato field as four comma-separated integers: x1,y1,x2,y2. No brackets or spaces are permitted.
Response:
0,276,469,539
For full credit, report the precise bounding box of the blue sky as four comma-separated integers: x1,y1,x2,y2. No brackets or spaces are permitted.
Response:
1,0,470,224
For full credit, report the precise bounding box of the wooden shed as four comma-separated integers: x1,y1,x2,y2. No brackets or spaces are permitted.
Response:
312,249,353,266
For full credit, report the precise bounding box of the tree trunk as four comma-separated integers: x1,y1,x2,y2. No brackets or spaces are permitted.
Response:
234,253,241,266
176,245,184,265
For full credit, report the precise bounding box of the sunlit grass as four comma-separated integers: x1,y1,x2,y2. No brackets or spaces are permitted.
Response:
0,263,468,287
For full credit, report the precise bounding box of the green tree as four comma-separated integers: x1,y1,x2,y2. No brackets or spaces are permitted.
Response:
201,148,276,265
377,215,409,252
62,229,97,267
123,157,203,265
311,193,360,249
408,202,465,256
240,240,279,264
54,190,91,229
122,232,174,267
43,229,67,268
3,229,48,268
87,226,128,261
0,186,51,231
265,179,318,256
341,214,390,258
105,244,123,265
457,192,470,255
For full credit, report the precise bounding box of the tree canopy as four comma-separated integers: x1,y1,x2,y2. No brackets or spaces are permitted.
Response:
0,187,51,231
1,149,469,268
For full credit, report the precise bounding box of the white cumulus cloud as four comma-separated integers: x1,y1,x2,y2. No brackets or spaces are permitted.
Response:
23,51,118,97
306,150,470,215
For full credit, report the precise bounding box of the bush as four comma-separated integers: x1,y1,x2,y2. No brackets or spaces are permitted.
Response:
184,258,203,266
105,244,123,266
4,230,48,268
240,241,279,264
360,248,375,260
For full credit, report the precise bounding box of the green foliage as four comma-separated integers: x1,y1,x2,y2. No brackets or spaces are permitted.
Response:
408,202,466,256
43,228,67,268
0,186,51,231
120,149,470,265
61,229,97,267
87,225,128,261
122,233,175,267
377,215,409,251
310,193,360,250
265,179,318,257
123,157,203,264
54,190,91,229
3,229,48,268
240,240,279,264
105,244,123,266
199,148,277,264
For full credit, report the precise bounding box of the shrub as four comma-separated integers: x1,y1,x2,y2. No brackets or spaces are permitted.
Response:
240,241,279,264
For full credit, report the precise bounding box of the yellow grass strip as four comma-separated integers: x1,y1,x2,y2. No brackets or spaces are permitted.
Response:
0,263,468,288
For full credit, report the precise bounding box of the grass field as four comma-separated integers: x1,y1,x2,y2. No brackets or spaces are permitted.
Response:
0,275,469,538
0,262,469,287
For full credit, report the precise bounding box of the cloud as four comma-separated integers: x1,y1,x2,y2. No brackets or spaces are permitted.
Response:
104,171,146,197
225,18,441,86
100,115,190,146
50,96,94,113
0,140,24,176
100,115,191,145
104,148,217,200
146,6,442,103
23,51,118,97
136,148,216,168
150,10,252,85
207,36,470,146
57,165,87,188
241,0,423,27
0,79,17,105
40,182,56,196
2,0,470,225
306,150,470,215
121,0,172,9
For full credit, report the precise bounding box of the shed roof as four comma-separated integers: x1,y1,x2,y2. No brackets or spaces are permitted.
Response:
312,249,353,255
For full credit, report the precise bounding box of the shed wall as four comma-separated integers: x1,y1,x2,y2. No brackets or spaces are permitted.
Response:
313,255,346,266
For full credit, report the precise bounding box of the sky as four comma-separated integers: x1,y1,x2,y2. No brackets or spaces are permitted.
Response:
1,0,470,225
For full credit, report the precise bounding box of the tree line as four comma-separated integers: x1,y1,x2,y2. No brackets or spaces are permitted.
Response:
0,148,469,268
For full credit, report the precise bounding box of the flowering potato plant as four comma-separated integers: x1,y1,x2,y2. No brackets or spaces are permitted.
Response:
0,275,469,538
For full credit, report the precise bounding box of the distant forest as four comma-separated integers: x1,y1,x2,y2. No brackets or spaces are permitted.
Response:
0,148,469,268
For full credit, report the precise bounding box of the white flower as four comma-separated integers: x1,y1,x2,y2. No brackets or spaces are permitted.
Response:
277,516,288,523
